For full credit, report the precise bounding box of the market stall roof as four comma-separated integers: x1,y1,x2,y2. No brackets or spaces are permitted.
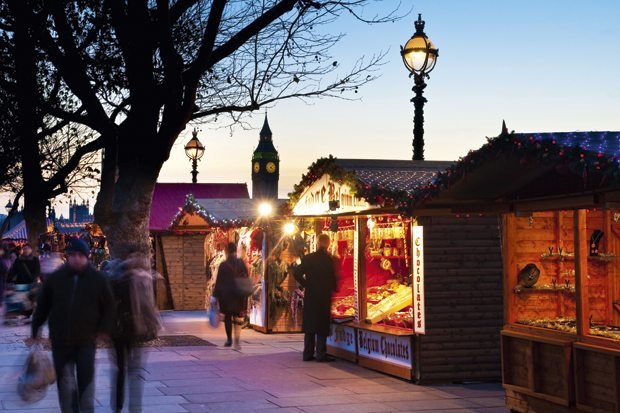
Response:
414,129,620,214
334,159,452,195
289,156,452,216
2,218,53,241
170,194,287,229
150,183,249,231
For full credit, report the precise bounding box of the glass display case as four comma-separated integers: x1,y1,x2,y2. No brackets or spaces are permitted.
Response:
508,209,620,341
511,211,577,333
327,215,413,331
364,216,412,331
328,218,356,319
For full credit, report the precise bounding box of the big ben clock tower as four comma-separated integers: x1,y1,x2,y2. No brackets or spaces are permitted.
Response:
252,114,279,199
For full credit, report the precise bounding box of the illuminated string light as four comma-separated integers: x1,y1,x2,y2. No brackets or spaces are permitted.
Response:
169,194,252,229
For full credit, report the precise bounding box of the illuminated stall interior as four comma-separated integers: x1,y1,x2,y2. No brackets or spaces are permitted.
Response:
290,157,504,383
416,129,620,412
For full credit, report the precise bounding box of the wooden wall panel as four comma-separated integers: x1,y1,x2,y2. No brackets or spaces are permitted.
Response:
418,215,503,382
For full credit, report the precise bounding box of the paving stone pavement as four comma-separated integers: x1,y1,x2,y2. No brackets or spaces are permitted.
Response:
0,311,508,412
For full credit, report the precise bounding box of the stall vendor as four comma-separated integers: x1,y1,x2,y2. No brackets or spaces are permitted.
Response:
292,234,338,362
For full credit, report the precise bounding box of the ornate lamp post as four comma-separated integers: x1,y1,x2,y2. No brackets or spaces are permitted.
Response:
5,200,12,214
401,14,438,160
184,128,205,183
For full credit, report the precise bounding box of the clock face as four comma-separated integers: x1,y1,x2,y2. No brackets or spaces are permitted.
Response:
253,162,260,173
266,162,277,173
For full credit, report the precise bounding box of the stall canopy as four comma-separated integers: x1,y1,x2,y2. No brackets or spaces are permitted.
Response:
413,129,620,214
2,218,53,241
149,183,249,231
290,156,452,216
170,194,288,230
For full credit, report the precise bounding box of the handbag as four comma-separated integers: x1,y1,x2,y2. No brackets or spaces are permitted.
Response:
234,277,254,298
227,261,253,298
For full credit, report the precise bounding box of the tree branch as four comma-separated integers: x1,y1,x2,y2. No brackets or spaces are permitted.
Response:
183,0,228,86
208,0,299,67
170,0,199,22
46,135,104,192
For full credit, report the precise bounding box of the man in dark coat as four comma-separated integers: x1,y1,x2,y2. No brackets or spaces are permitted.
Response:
213,242,249,349
30,238,116,413
8,243,40,284
293,233,338,362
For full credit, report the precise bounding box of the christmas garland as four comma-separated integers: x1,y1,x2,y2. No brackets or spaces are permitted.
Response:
288,155,359,209
169,194,253,230
417,131,620,207
287,156,419,216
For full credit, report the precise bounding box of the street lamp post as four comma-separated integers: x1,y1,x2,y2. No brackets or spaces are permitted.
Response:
401,14,439,161
184,128,205,183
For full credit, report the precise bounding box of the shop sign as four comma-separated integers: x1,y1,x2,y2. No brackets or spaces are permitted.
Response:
292,174,375,216
412,226,425,334
357,329,412,368
327,325,356,353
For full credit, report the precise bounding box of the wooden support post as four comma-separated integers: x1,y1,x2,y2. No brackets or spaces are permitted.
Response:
355,217,368,322
574,209,589,337
555,211,564,318
603,209,614,325
502,213,518,325
263,224,271,332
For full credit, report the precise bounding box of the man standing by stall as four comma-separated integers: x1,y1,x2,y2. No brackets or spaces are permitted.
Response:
293,233,338,362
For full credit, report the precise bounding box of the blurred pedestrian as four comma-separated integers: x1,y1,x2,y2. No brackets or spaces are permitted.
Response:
29,237,116,413
212,242,249,349
0,247,9,310
292,233,338,362
7,242,41,321
39,241,65,282
108,250,159,413
8,242,40,284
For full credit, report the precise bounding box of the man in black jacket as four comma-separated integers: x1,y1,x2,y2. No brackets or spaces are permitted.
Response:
293,233,338,362
30,238,115,413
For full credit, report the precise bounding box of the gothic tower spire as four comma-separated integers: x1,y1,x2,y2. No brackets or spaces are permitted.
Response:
252,113,279,199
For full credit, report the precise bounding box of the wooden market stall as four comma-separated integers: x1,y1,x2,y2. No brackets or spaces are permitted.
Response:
154,193,303,333
149,182,250,310
289,157,504,382
414,129,620,412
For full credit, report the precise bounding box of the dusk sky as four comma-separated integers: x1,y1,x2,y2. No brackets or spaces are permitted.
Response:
161,0,619,198
4,0,619,215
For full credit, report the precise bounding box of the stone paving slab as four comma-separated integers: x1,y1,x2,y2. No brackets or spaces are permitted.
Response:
0,311,507,412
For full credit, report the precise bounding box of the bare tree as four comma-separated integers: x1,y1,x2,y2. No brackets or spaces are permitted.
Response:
0,2,103,245
5,0,399,257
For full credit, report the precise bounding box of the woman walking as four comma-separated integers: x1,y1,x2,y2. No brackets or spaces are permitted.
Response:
213,242,249,349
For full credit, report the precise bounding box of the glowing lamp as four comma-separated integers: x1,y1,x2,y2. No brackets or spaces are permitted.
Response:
258,202,273,217
283,222,297,235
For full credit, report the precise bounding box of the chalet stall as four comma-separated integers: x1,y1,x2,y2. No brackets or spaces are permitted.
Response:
414,130,620,412
152,190,303,333
149,182,250,310
289,157,504,382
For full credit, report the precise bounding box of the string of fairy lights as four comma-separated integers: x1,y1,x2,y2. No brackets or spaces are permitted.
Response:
169,194,253,230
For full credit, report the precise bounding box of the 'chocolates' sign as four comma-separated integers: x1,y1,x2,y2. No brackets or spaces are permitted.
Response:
357,329,412,368
327,325,356,353
412,226,425,334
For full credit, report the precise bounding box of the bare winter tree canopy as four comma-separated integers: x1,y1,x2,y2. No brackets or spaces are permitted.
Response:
1,0,399,257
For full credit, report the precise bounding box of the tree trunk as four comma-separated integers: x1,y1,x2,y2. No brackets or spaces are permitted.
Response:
98,158,160,260
12,1,48,249
23,198,48,248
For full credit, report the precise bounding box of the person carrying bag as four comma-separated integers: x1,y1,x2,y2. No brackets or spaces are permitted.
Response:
212,242,251,349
